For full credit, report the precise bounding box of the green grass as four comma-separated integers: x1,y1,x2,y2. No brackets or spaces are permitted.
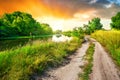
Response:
79,43,95,80
91,30,120,67
0,37,82,80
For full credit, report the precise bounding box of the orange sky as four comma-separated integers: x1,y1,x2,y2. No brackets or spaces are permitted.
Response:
0,0,50,17
0,0,71,18
0,0,119,19
0,0,116,30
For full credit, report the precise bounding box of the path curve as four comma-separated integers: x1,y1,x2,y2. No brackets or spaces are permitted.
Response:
90,39,120,80
38,42,89,80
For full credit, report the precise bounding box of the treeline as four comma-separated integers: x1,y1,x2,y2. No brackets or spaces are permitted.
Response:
1,11,120,39
63,17,103,38
0,11,53,38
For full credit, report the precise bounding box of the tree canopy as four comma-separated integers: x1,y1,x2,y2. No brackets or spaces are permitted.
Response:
41,23,53,35
86,17,103,34
111,12,120,30
0,11,53,38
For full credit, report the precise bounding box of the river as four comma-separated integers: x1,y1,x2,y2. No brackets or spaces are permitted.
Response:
0,35,71,51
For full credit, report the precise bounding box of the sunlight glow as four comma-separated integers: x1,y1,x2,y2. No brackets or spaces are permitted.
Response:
36,17,111,31
82,14,90,19
36,16,64,31
36,16,88,31
74,13,90,19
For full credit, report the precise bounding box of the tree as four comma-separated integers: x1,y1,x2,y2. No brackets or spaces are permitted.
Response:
86,17,103,34
111,12,120,29
63,31,72,37
41,23,53,35
0,11,53,38
71,27,84,38
54,30,62,34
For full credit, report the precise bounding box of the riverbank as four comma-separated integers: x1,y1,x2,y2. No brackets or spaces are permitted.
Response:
40,42,89,80
0,37,81,80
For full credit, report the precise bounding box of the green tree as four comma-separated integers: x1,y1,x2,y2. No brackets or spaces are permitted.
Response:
111,12,120,29
0,11,53,38
54,30,62,34
86,17,103,34
63,31,72,37
71,27,84,38
41,23,53,35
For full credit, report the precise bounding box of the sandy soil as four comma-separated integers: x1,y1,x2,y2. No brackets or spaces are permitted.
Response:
90,40,120,80
37,42,89,80
35,38,120,80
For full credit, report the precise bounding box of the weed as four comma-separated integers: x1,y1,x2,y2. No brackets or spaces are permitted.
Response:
79,43,95,80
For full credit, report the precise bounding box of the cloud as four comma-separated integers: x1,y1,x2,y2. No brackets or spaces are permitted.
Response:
89,0,99,4
107,0,120,5
94,3,120,19
1,0,119,30
104,3,113,8
40,0,120,20
96,0,110,4
0,0,120,20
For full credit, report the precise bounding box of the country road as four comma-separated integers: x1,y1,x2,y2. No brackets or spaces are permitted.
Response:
90,39,120,80
36,38,120,80
38,42,89,80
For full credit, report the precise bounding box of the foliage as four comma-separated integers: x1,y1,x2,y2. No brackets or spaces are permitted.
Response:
62,31,72,37
72,27,84,38
0,11,53,38
54,30,62,34
85,17,103,34
79,43,94,80
92,30,120,67
40,23,53,35
111,12,120,30
63,27,84,38
0,38,82,80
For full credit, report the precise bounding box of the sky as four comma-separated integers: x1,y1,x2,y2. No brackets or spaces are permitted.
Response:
0,0,120,31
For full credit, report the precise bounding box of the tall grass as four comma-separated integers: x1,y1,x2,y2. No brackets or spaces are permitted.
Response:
0,37,81,80
92,30,120,67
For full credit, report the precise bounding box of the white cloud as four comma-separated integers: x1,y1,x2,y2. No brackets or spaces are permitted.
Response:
104,3,112,8
89,0,99,4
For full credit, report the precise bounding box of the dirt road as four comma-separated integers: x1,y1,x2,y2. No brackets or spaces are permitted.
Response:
36,38,120,80
90,40,120,80
38,42,89,80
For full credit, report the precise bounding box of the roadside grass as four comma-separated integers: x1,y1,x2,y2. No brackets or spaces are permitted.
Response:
91,30,120,67
0,37,82,80
79,43,95,80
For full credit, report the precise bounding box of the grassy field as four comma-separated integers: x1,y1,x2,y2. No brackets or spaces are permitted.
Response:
0,37,82,80
91,30,120,67
79,43,95,80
